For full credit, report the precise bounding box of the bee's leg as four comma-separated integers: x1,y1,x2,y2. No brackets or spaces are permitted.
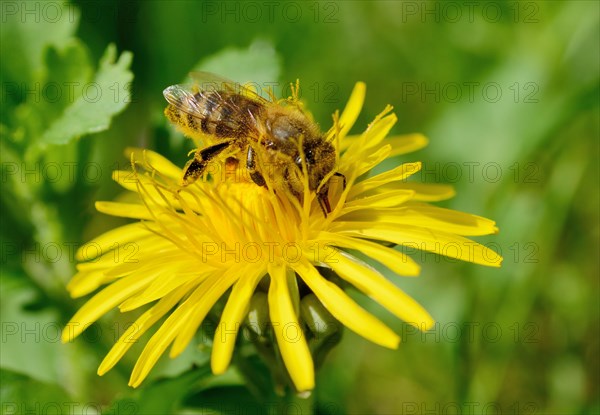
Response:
182,141,230,185
316,173,344,216
333,172,347,189
317,185,331,217
246,146,267,187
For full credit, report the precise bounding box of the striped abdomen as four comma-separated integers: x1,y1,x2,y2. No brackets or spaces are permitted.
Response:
165,90,263,139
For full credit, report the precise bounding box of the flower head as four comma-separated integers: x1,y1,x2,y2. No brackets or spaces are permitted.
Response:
62,82,501,391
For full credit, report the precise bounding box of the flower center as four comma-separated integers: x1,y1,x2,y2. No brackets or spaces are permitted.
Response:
172,180,312,266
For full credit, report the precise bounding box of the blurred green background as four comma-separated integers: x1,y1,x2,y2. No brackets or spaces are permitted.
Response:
1,1,598,414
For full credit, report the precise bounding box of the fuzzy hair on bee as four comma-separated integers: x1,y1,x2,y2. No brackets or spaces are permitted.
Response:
163,72,344,215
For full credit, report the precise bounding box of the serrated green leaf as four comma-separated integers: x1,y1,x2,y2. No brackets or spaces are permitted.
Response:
42,40,93,118
7,39,94,150
40,44,133,146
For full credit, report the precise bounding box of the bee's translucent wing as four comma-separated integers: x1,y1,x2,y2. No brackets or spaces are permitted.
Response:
163,72,269,139
189,71,272,104
163,84,213,117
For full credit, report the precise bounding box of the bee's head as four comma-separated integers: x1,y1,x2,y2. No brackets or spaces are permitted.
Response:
293,138,336,191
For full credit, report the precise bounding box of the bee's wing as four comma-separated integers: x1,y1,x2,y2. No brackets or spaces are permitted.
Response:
189,71,272,104
163,84,212,117
163,73,274,139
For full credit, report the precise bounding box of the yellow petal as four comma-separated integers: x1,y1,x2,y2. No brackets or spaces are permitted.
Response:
111,170,140,192
67,270,114,298
75,223,151,262
331,223,503,267
341,125,425,158
211,267,266,374
125,148,183,180
98,282,194,376
354,144,392,177
317,232,420,276
129,283,208,387
70,247,213,301
348,162,422,199
292,258,400,349
333,82,366,141
345,113,397,160
100,247,180,280
119,268,210,312
112,170,181,208
387,133,428,157
342,190,416,211
339,134,360,151
95,201,152,220
327,251,434,330
169,268,241,358
62,272,158,342
340,205,499,236
378,182,456,202
268,262,314,392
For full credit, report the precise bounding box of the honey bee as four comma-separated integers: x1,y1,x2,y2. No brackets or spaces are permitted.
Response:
163,72,344,215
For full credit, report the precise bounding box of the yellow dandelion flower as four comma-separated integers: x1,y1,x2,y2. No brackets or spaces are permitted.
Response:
62,82,501,392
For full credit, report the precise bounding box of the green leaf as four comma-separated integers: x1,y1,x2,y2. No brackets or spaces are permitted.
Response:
7,39,93,150
41,40,94,119
39,44,133,147
0,271,70,385
0,369,71,414
121,366,211,415
191,39,281,88
101,398,139,415
183,385,266,414
0,2,80,87
145,333,211,383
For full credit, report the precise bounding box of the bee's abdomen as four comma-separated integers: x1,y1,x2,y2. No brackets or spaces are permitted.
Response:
172,91,262,139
